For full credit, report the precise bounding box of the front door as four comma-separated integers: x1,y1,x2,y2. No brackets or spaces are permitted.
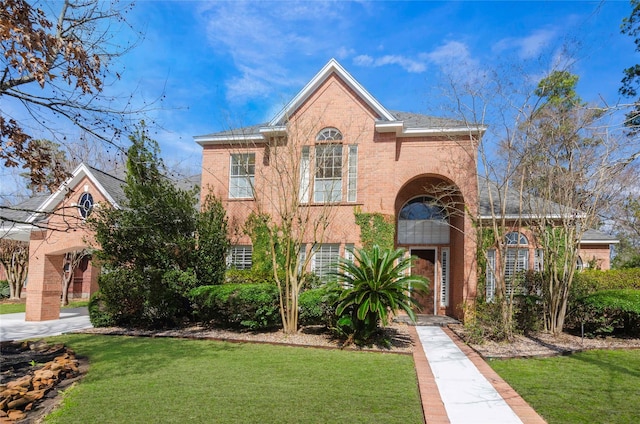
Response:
411,249,436,314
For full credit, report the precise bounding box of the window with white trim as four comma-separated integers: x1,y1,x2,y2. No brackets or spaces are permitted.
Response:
504,232,529,295
440,248,450,307
312,244,340,280
229,153,255,199
486,249,496,301
314,144,343,203
227,246,252,270
347,145,358,202
299,147,310,203
534,249,544,272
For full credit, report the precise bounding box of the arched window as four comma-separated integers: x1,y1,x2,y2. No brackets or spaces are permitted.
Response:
316,127,342,141
505,232,528,246
397,196,449,244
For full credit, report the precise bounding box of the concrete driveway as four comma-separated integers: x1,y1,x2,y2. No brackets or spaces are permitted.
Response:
0,307,92,342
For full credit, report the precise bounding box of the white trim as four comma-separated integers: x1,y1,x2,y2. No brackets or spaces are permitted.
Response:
579,239,620,245
194,133,265,146
28,163,120,223
440,247,450,308
376,124,486,137
269,59,396,126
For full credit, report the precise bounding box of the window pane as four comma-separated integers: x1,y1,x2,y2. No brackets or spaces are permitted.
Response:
486,249,496,301
228,246,253,270
347,145,357,202
299,147,310,203
314,144,342,202
230,154,255,198
316,128,343,141
312,244,340,279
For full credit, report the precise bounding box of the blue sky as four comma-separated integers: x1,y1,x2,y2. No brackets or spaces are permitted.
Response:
114,0,635,171
2,0,636,197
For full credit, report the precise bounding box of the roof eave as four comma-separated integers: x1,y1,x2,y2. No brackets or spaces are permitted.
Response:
375,122,486,137
195,134,267,146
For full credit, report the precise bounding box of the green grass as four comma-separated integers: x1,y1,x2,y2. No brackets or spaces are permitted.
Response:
43,334,423,423
491,349,640,424
0,300,89,314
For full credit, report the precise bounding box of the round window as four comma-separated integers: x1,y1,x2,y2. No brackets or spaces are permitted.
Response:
78,193,94,219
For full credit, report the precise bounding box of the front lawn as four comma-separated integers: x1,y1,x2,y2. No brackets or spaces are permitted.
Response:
44,334,423,423
0,300,89,315
491,349,640,424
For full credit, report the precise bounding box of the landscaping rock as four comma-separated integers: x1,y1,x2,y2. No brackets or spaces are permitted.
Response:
0,341,81,423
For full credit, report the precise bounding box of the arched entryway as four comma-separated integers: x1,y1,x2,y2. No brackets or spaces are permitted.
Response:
395,176,466,317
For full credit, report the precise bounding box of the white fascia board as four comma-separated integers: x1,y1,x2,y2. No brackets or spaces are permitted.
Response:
195,134,266,146
259,126,287,136
375,122,404,132
27,163,119,222
0,224,35,241
375,122,486,137
402,127,485,137
580,239,620,245
479,214,566,220
269,58,395,126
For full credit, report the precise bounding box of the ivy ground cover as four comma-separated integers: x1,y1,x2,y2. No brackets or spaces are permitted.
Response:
44,335,423,423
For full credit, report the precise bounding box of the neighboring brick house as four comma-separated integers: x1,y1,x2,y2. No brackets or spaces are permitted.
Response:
196,59,617,319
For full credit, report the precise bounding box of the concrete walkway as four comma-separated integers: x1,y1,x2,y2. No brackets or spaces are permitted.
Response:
412,325,546,424
0,307,92,342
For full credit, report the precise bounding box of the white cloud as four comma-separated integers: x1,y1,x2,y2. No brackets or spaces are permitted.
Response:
353,54,426,73
196,1,353,103
494,28,557,59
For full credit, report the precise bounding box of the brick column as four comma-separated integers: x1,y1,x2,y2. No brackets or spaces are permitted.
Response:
25,253,63,321
83,260,101,298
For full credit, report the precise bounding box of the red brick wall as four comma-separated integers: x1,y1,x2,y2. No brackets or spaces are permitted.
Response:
201,73,480,319
25,176,105,321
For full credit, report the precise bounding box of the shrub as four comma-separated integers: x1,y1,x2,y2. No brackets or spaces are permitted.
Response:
88,291,115,327
0,280,9,298
190,283,280,330
298,284,342,327
572,269,640,298
573,289,640,337
225,268,275,285
333,246,428,345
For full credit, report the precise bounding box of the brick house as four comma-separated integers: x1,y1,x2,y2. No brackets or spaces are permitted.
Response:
0,59,616,321
197,59,616,319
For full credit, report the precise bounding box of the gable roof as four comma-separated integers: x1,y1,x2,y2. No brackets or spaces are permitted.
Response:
478,178,571,219
30,163,126,223
195,59,485,146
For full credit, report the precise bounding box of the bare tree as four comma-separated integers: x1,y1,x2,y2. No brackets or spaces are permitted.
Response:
61,248,89,306
512,71,639,334
0,239,28,298
205,112,364,334
1,0,144,194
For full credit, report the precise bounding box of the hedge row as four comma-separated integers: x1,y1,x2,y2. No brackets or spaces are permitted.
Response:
574,289,640,337
573,268,640,297
189,283,339,330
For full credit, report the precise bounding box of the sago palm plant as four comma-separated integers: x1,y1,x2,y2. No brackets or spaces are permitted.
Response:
332,245,428,343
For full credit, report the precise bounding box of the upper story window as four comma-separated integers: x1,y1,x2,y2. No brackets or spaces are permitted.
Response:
299,128,357,204
316,128,343,141
506,232,528,246
229,153,255,199
314,143,343,202
78,192,94,219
